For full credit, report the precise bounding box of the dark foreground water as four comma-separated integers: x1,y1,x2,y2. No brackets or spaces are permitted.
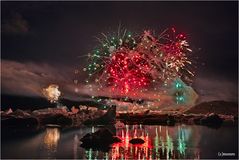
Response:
1,124,238,159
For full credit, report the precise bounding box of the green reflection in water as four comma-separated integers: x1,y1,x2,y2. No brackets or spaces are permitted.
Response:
160,135,165,155
105,152,108,160
177,127,186,155
154,127,159,159
166,129,174,159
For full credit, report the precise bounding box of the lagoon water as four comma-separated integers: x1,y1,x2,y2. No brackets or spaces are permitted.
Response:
1,124,238,159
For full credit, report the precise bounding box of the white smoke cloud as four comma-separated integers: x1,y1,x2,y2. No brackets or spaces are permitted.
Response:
1,60,237,103
194,76,238,102
1,60,89,100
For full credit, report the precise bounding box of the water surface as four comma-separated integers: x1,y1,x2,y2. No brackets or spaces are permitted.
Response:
1,124,238,159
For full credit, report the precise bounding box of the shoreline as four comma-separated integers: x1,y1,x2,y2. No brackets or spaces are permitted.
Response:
117,112,238,128
1,106,238,130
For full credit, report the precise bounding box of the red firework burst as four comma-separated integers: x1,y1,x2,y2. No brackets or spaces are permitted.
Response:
83,28,194,97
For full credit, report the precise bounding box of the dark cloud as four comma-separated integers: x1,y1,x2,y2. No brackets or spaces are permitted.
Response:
2,13,29,34
1,2,238,103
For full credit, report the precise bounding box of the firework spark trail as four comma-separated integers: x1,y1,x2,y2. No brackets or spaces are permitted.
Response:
81,28,194,98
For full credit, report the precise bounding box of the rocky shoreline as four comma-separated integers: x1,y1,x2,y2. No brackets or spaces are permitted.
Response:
1,106,116,129
1,104,237,129
117,112,237,128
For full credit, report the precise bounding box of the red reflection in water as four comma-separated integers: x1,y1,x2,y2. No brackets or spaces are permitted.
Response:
84,125,200,160
112,127,152,159
110,125,199,160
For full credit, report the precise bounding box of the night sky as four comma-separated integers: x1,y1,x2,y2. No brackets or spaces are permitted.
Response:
1,1,238,102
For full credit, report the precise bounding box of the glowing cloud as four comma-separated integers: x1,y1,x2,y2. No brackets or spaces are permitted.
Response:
42,84,61,103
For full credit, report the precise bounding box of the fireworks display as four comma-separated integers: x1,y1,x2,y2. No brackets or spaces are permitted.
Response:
42,84,61,103
82,28,194,100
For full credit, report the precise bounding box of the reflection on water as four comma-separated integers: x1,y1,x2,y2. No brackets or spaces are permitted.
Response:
83,125,199,159
43,128,60,153
73,134,79,159
1,124,237,159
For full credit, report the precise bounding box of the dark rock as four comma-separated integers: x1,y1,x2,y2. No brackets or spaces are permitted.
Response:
39,114,72,126
81,128,113,143
32,108,72,126
142,114,175,126
118,113,177,125
32,108,68,116
112,136,122,143
83,105,116,125
57,115,72,125
129,138,145,144
1,116,39,128
80,128,120,152
13,109,32,117
167,115,176,125
192,116,203,125
234,115,238,121
200,113,223,128
1,109,39,129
